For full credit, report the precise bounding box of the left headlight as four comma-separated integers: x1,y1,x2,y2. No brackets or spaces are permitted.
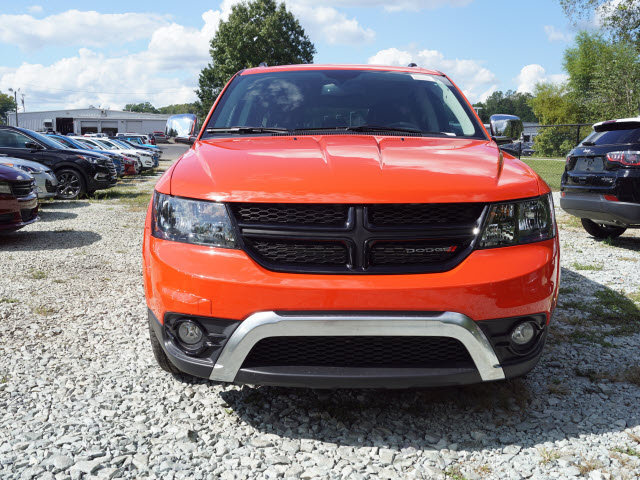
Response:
151,192,238,248
479,194,555,249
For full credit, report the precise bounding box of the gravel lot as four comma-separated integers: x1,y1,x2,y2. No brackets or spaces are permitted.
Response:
1,149,639,480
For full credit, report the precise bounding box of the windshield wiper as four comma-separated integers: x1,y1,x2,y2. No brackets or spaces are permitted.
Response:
343,125,423,134
205,126,291,134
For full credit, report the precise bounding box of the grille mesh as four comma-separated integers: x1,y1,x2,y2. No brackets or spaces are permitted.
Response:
246,239,348,266
242,336,473,368
232,204,349,226
368,204,484,227
10,180,34,198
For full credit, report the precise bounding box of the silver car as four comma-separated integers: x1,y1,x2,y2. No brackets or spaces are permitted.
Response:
0,155,58,199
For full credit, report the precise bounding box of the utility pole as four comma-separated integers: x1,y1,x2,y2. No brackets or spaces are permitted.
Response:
21,94,25,113
8,87,19,127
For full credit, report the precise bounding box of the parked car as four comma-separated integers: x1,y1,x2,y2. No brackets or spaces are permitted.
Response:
110,139,159,167
0,164,38,233
0,126,117,200
150,131,168,143
71,137,143,173
46,134,124,176
560,117,640,238
115,139,161,165
144,64,560,388
0,155,59,199
114,136,162,158
74,137,155,170
117,132,154,144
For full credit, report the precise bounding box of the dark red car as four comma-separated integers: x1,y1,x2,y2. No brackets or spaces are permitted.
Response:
0,164,39,233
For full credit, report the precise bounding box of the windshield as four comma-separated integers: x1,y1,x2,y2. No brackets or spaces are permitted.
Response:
95,139,120,150
206,70,484,138
581,127,640,146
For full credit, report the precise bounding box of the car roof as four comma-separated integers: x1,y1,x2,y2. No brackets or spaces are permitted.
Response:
240,64,445,77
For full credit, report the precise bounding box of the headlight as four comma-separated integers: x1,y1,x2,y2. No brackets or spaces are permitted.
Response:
76,155,99,164
0,181,11,194
479,194,555,248
151,192,237,248
1,163,42,173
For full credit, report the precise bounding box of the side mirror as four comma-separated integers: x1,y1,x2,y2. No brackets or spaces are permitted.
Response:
24,142,42,150
489,114,523,145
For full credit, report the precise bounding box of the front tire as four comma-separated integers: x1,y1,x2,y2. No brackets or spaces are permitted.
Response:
581,218,627,239
55,169,86,200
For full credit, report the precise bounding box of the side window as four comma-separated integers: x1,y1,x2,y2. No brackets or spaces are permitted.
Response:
0,130,34,148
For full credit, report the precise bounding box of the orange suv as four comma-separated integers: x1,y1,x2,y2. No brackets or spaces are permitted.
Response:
143,64,560,388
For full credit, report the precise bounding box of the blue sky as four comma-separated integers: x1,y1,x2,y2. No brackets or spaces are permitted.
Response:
0,0,587,111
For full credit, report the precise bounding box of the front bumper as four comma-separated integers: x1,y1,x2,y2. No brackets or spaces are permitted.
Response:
149,309,547,388
560,192,640,226
35,173,58,199
0,193,39,231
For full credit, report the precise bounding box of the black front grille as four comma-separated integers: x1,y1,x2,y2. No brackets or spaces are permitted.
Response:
246,239,348,266
10,180,34,197
242,336,473,369
231,203,349,226
368,204,485,227
230,203,485,274
105,159,116,179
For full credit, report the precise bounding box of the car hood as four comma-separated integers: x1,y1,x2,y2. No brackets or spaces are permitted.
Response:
167,135,542,204
0,164,34,181
0,156,49,172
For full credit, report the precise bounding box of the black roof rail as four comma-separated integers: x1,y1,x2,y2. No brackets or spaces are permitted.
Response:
258,62,268,67
407,63,418,67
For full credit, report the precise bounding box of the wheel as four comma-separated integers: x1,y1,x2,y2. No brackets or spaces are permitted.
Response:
55,169,86,200
148,315,182,375
581,218,627,239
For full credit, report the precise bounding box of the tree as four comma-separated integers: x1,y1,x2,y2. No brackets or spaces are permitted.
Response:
195,0,315,116
473,90,538,123
157,103,198,115
528,83,580,157
590,40,640,119
558,0,640,50
0,91,17,125
562,32,608,121
124,102,159,113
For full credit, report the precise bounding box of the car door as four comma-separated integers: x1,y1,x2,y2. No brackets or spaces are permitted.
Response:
0,129,44,163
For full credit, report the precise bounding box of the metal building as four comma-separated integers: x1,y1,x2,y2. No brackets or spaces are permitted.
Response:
6,108,171,135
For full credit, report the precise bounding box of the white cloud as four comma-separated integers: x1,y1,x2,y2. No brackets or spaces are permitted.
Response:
288,4,375,45
26,5,43,15
367,47,497,103
544,25,573,42
0,10,170,50
515,64,568,93
289,0,473,11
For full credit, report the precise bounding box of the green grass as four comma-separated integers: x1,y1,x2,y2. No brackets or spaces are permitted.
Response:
612,446,640,458
522,158,565,191
571,262,604,271
0,298,18,304
28,270,47,280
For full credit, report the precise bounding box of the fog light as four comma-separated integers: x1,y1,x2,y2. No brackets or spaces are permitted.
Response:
177,321,204,345
511,322,536,346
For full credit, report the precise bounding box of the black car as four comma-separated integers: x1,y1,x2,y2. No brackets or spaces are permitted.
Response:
0,126,116,200
0,164,38,233
560,118,640,238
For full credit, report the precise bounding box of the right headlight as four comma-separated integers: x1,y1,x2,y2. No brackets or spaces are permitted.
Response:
151,192,238,248
479,194,555,248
